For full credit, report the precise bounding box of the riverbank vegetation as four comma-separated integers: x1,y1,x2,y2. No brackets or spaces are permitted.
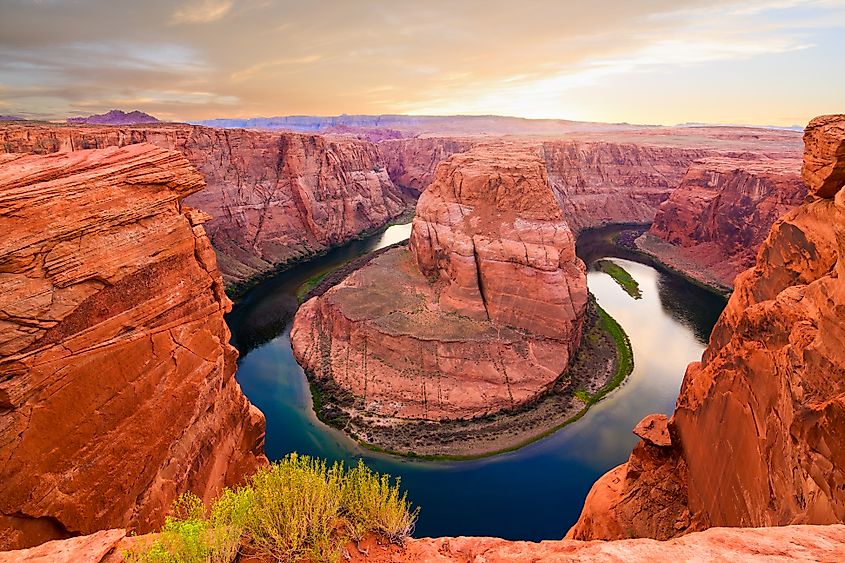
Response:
596,259,642,299
125,454,419,563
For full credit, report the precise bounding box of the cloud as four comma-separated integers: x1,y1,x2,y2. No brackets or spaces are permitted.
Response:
230,55,323,82
170,0,234,25
0,0,843,124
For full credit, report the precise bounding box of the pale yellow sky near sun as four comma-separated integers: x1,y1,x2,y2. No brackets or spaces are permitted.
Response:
1,0,843,125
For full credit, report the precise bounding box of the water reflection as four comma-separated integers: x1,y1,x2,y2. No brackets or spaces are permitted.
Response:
230,225,726,540
227,223,412,354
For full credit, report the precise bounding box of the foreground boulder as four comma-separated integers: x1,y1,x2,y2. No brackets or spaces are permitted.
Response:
638,156,806,289
0,146,266,550
3,524,845,562
291,144,587,420
568,114,845,540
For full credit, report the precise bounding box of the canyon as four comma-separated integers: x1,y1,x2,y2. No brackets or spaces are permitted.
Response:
568,114,845,541
0,145,266,550
0,114,834,560
1,122,804,294
291,143,589,422
0,124,421,290
638,155,806,290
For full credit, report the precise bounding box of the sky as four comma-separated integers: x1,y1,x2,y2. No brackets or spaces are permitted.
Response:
1,0,843,126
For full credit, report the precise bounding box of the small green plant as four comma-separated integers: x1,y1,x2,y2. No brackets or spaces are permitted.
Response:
596,259,642,299
574,389,592,404
341,460,419,544
125,454,419,563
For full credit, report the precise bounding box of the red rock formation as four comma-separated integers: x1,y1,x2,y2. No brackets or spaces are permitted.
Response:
378,137,474,195
639,156,806,288
0,145,266,550
541,141,713,230
291,144,587,420
4,524,845,562
568,114,845,540
0,124,408,288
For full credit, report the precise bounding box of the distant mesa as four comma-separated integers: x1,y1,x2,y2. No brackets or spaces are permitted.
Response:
67,109,160,125
0,115,23,121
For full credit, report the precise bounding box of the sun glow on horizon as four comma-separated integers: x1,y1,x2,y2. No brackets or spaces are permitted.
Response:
1,0,843,126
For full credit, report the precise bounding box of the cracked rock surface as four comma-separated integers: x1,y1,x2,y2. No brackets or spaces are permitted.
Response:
0,145,266,550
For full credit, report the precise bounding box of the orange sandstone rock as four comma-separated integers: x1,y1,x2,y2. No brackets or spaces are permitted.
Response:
640,156,806,288
291,144,587,421
4,525,845,562
0,145,266,550
568,114,845,540
0,124,408,287
541,141,713,230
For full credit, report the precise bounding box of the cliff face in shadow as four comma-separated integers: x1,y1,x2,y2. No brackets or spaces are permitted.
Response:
568,114,845,540
0,145,266,550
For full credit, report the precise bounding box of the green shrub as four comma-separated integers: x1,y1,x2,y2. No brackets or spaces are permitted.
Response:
125,454,419,563
341,460,418,544
244,454,345,562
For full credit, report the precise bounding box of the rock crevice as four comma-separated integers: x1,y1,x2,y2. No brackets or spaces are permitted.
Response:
0,145,267,550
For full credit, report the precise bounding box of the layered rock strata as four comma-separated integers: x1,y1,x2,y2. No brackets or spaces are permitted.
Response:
378,137,474,195
568,114,845,540
639,156,806,288
0,124,408,288
291,144,588,420
0,145,266,550
541,141,713,230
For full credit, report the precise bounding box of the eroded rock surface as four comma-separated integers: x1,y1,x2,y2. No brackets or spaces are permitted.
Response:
0,124,408,288
291,144,587,420
378,137,474,195
541,141,713,230
0,145,266,550
568,114,845,540
639,156,805,288
4,524,845,562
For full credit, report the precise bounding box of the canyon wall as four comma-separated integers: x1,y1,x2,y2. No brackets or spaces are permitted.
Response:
0,145,266,550
638,156,806,289
568,114,845,540
541,141,713,230
291,144,587,420
378,137,474,195
0,124,408,289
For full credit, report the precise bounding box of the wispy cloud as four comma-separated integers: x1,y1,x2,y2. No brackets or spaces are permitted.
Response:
0,0,843,124
169,0,234,25
230,55,323,82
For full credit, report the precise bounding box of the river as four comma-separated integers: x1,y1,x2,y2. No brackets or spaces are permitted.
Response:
226,223,726,540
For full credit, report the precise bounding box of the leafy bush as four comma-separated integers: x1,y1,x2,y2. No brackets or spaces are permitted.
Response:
245,454,345,562
341,460,418,544
125,454,419,563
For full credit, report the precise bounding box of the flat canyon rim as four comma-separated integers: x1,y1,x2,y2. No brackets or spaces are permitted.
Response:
226,224,727,540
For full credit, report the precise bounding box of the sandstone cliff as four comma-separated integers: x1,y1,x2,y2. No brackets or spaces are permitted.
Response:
541,141,713,230
4,524,845,562
568,114,845,540
291,144,587,421
638,156,806,289
378,137,474,195
0,145,266,550
0,124,408,289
